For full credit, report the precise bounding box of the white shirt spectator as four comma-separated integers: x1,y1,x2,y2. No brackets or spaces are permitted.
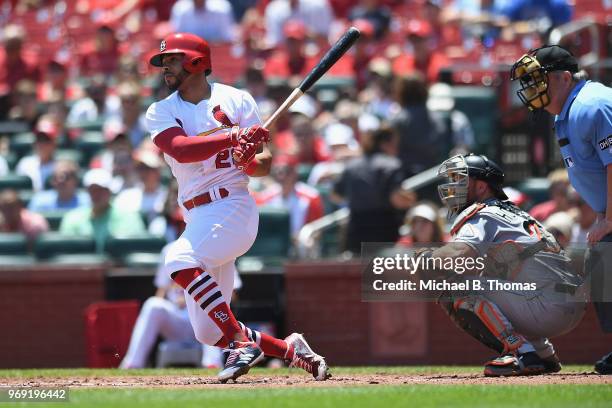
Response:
114,184,168,223
0,156,8,177
16,155,55,191
264,0,334,47
170,0,237,43
67,95,121,125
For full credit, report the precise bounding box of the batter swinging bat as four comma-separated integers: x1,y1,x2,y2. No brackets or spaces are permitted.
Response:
263,27,361,129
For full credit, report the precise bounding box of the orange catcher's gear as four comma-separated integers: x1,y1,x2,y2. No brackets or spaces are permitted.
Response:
150,32,212,75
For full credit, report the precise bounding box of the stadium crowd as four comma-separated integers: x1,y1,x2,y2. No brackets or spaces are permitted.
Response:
0,0,606,263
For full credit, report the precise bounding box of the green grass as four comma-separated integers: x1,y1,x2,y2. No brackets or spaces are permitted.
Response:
0,367,608,408
2,385,611,408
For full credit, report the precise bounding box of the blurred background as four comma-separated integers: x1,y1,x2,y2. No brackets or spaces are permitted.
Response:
0,0,610,369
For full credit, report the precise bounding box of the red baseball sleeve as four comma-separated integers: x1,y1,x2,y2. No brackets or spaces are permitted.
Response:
153,127,235,163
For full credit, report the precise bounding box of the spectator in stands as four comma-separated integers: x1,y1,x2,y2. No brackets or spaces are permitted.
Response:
148,179,183,242
231,0,258,22
254,155,325,241
543,211,573,249
273,94,330,164
442,0,506,42
91,119,138,192
114,148,168,225
112,81,148,149
357,112,381,143
503,186,530,209
45,93,70,146
390,73,446,176
0,24,41,94
529,169,572,222
348,0,391,39
392,19,449,84
328,99,361,140
307,122,360,188
59,168,146,253
264,0,334,48
494,0,573,31
67,75,120,126
359,58,396,119
170,0,237,43
28,159,90,212
0,156,8,177
419,0,459,48
116,55,141,84
570,196,598,244
15,115,58,191
38,59,69,103
427,82,475,156
0,189,48,243
8,79,41,128
263,21,318,80
78,23,120,77
242,65,273,106
333,126,415,254
397,202,445,246
327,20,377,90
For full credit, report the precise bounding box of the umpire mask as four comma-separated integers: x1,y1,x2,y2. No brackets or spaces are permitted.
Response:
510,45,579,111
510,53,550,111
437,155,470,218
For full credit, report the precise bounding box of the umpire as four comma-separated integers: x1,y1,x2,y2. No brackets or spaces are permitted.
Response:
511,44,612,374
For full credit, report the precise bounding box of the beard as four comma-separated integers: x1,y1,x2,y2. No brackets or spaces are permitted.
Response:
165,69,189,92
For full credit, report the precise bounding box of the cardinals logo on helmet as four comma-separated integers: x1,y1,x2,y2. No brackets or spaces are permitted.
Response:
160,40,166,52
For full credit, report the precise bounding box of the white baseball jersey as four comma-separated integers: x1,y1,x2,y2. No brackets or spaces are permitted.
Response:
146,82,262,205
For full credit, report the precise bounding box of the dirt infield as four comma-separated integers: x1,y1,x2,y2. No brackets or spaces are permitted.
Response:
3,372,611,388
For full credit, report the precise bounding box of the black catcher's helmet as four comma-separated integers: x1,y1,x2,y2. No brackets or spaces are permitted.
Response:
438,154,508,217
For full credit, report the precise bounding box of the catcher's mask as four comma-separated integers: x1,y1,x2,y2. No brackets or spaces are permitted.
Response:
438,154,507,218
438,155,470,218
510,45,579,111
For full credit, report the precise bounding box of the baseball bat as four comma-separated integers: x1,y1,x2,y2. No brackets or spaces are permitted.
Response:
263,27,361,129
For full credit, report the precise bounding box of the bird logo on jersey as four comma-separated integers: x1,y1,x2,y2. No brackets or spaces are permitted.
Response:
196,105,236,137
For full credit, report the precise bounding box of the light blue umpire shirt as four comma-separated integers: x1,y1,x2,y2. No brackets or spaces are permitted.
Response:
554,80,612,214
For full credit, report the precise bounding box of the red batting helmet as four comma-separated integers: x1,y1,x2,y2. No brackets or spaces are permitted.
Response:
149,33,212,75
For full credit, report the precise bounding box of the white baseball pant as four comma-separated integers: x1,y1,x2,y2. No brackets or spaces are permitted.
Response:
161,190,259,346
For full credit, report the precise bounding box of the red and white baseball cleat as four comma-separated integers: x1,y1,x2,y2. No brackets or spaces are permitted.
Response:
217,341,264,383
285,333,330,381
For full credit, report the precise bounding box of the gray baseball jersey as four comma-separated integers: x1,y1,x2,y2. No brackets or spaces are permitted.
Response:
451,198,583,291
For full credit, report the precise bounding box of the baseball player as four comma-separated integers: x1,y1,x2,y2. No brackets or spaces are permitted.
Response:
510,45,612,374
146,32,329,382
422,154,587,376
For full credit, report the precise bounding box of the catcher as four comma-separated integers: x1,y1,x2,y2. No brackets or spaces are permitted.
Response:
420,154,587,376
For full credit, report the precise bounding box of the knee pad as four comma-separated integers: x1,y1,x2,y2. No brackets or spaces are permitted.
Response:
445,296,525,354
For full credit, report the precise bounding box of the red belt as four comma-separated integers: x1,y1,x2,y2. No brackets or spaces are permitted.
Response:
182,188,229,210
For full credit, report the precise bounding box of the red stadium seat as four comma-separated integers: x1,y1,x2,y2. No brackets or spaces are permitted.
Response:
83,300,140,368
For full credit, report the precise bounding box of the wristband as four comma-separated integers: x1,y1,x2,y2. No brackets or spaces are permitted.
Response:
244,159,258,176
